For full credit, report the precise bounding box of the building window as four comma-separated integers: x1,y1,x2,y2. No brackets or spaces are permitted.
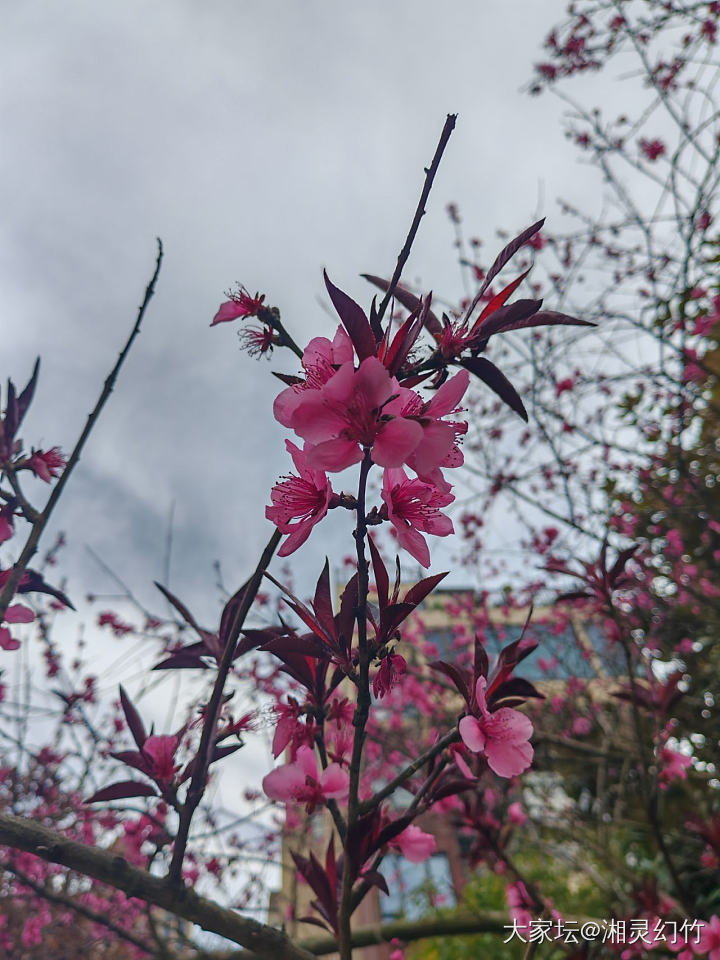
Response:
379,852,456,921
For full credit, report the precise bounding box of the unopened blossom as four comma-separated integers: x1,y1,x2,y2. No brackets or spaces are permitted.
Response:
0,603,34,652
142,735,181,785
391,824,437,863
507,801,528,825
280,357,423,472
266,441,335,556
372,653,407,699
639,137,666,161
28,447,65,483
211,289,265,326
459,676,534,778
382,467,453,567
262,744,349,813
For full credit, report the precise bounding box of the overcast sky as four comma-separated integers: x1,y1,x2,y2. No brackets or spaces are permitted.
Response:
2,0,607,819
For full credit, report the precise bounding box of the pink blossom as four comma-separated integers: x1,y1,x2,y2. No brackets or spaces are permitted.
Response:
693,916,720,960
382,467,454,567
280,357,423,472
262,744,349,812
658,746,693,788
372,653,407,699
28,447,65,482
507,802,527,825
273,326,354,425
459,676,534,778
211,289,265,326
639,137,666,161
142,735,181,784
398,369,470,479
392,824,437,863
0,603,35,652
266,441,334,556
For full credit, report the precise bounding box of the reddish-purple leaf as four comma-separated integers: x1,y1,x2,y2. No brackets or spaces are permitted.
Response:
429,660,471,706
154,582,203,634
460,357,528,421
368,537,389,609
476,299,543,340
17,569,74,610
479,219,545,297
403,571,448,607
361,274,442,337
324,271,377,360
472,270,531,329
119,685,147,748
218,578,252,650
85,780,157,803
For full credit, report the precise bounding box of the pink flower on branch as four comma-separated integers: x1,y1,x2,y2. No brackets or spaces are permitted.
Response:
0,603,34,652
263,744,349,813
372,652,407,699
266,441,335,556
382,467,454,567
459,677,534,778
391,824,437,863
210,288,265,326
279,357,423,472
27,447,65,483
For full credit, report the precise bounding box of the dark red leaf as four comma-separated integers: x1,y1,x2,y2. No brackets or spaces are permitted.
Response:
361,274,442,337
472,269,530,328
460,357,528,421
403,571,447,607
324,271,377,360
368,537,389,609
119,685,147,748
476,299,543,340
429,660,471,706
479,219,545,298
85,780,157,803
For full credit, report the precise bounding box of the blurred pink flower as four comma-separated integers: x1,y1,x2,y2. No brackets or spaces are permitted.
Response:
263,744,349,813
28,447,65,483
372,653,407,699
459,676,534,778
392,824,437,863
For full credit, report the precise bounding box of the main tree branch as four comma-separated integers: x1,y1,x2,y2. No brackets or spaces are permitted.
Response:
0,812,315,960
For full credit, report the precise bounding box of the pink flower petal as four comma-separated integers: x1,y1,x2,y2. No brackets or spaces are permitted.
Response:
211,301,247,326
5,604,34,624
319,764,350,801
262,763,307,802
459,716,486,753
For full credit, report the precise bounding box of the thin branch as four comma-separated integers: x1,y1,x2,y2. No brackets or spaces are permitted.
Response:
167,527,282,884
376,114,457,326
0,239,164,622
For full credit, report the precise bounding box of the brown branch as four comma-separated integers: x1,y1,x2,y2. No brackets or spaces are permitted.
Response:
168,527,282,883
375,113,457,326
207,910,601,959
0,239,164,622
0,812,315,960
